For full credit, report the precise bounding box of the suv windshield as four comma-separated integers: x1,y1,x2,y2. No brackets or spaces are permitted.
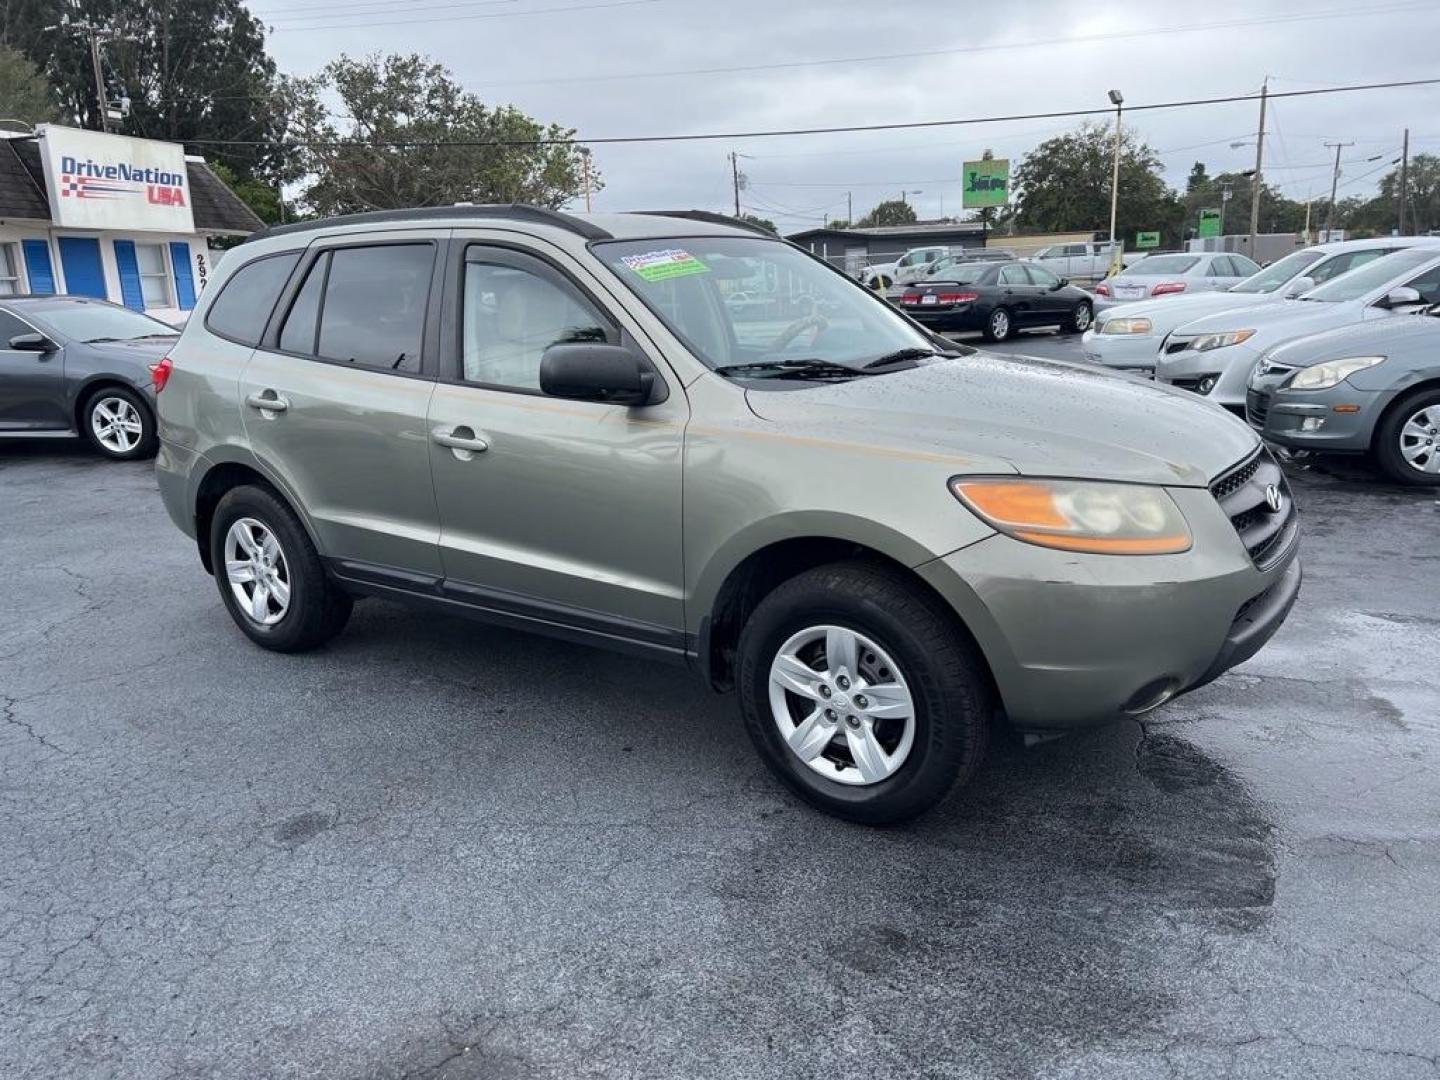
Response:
596,236,952,378
1229,249,1324,294
28,302,176,342
1302,248,1438,302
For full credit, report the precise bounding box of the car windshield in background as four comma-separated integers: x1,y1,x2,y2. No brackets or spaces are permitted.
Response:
927,263,995,284
1302,248,1438,302
1131,255,1198,274
1229,249,1324,293
595,237,948,377
29,303,177,343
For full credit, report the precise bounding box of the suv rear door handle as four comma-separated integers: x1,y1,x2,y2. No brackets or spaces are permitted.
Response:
245,391,289,413
432,425,490,458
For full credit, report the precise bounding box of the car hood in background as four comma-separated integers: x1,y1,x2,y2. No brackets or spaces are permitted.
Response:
1266,311,1440,369
1173,298,1356,339
1099,291,1276,326
744,351,1258,486
80,337,177,363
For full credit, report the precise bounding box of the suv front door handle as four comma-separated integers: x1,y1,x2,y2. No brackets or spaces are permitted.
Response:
433,425,490,460
245,391,289,413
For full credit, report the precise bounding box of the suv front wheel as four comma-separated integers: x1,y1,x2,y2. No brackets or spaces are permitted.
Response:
736,562,991,823
210,485,353,652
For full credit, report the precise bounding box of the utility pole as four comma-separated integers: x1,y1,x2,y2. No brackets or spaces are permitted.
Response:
846,191,852,224
1248,78,1267,255
1398,128,1410,235
730,152,741,218
88,28,110,133
1323,140,1353,241
579,147,593,213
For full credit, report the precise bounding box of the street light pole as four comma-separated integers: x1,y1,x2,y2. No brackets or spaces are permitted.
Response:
1107,90,1124,247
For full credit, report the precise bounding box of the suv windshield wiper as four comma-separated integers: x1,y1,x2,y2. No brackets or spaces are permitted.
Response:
713,358,866,380
861,346,959,370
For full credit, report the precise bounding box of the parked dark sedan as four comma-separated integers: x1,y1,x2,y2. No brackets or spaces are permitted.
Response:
898,260,1094,341
0,296,177,460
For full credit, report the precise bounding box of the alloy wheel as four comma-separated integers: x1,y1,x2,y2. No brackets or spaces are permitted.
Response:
1399,405,1440,475
991,310,1009,339
767,624,916,786
1074,303,1092,331
90,396,143,455
223,517,292,626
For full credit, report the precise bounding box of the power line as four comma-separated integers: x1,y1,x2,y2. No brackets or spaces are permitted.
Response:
265,0,667,31
181,77,1440,149
250,0,522,16
457,2,1436,87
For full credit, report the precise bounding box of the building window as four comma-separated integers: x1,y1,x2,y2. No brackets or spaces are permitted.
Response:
0,244,22,295
135,242,173,308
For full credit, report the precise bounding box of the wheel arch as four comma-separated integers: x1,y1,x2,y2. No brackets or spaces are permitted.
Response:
191,457,320,575
1369,376,1440,453
698,534,1000,707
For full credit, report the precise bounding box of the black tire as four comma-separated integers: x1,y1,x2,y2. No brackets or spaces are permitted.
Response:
982,306,1013,342
209,484,353,652
80,385,157,460
1062,300,1093,334
736,561,992,824
1372,387,1440,486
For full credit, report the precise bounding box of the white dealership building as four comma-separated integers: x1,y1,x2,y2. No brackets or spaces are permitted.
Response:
0,124,262,324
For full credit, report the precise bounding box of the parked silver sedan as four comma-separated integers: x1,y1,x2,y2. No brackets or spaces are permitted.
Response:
1247,307,1440,485
1096,252,1261,307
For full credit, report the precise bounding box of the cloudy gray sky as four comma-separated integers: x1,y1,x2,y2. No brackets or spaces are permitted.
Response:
246,0,1440,231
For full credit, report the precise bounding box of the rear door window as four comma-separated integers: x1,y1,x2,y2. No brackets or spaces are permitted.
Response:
205,252,300,346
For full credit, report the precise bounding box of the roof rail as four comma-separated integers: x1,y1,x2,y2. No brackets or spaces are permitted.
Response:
245,203,611,244
636,210,778,237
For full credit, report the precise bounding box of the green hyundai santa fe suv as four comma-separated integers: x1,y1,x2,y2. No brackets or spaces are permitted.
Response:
153,206,1301,822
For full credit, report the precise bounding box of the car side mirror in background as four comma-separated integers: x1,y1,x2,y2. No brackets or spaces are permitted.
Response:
540,343,660,406
1380,286,1423,309
1053,278,1068,290
8,332,54,352
1284,276,1316,298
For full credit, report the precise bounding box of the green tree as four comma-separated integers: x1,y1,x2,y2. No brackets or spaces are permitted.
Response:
1378,153,1440,234
1188,171,1306,238
738,213,777,234
0,0,288,182
288,53,594,216
826,218,851,229
857,199,917,227
1186,161,1210,194
1007,122,1183,246
0,43,58,126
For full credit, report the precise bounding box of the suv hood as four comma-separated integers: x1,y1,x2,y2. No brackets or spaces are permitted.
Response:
1267,310,1440,368
744,352,1258,487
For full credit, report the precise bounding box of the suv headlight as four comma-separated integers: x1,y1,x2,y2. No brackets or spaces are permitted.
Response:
1098,317,1152,335
1189,329,1255,352
950,478,1192,555
1286,355,1385,390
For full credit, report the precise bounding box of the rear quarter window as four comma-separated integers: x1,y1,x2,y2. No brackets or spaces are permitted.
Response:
204,252,301,346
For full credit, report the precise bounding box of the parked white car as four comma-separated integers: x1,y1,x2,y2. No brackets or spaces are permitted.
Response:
1083,237,1440,370
1095,252,1261,307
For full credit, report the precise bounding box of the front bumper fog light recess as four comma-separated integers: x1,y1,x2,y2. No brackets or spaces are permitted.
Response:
1197,375,1218,394
1301,416,1326,432
950,478,1193,555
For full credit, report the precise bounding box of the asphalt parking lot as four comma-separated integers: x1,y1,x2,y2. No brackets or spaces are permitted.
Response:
3,340,1439,1079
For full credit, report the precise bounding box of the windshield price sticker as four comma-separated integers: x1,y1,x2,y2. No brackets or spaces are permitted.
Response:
623,249,709,281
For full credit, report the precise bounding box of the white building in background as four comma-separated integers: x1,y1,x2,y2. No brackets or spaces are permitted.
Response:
0,125,262,325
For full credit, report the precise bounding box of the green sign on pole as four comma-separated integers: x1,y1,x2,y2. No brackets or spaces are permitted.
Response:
962,159,1010,209
1197,207,1223,239
1135,231,1161,249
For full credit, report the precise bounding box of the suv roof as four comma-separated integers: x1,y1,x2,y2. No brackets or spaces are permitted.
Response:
245,204,766,247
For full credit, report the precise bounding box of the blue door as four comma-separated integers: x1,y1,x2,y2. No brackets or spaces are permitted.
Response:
57,237,107,299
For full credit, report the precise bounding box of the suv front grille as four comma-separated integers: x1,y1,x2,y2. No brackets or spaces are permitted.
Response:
1210,448,1298,570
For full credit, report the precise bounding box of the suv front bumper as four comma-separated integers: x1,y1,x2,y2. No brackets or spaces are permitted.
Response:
916,484,1300,733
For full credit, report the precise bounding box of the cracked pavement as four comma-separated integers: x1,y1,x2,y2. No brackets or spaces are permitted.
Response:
1,414,1438,1079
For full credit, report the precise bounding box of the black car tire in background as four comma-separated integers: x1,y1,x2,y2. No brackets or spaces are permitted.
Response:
983,307,1013,342
80,385,159,461
1063,300,1094,334
1373,386,1440,486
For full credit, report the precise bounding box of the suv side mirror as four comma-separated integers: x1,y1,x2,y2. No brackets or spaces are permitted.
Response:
540,343,660,406
1381,286,1423,309
7,332,54,352
1283,276,1315,298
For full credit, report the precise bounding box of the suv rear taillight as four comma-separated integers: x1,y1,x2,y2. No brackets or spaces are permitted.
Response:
935,290,978,304
1152,282,1187,296
149,356,173,393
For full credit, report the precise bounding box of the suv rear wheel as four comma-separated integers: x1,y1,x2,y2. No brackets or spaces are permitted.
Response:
210,485,353,651
736,561,991,823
